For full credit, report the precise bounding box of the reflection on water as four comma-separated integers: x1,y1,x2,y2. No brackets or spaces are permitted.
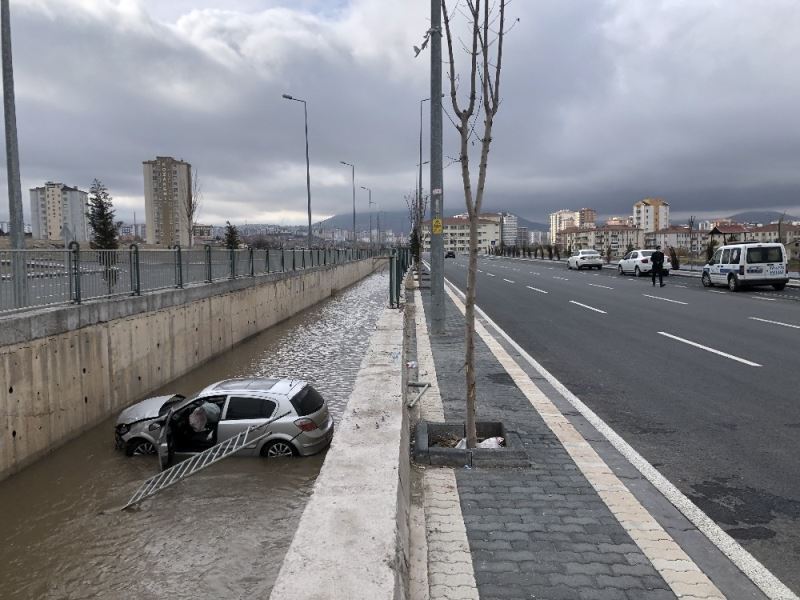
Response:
0,270,389,599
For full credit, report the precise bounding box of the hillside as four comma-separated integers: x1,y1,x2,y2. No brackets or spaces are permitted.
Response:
728,210,799,224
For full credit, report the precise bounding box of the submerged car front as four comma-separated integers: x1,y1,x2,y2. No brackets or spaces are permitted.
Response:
115,394,185,455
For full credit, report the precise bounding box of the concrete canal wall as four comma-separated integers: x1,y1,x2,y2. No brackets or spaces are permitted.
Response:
270,298,410,600
0,258,384,482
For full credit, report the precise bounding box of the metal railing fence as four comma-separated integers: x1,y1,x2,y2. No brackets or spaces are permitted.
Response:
0,243,389,315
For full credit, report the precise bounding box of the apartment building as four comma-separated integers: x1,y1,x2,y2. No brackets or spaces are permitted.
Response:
649,226,708,254
549,208,597,244
29,182,89,242
143,156,192,246
560,225,643,256
529,230,550,245
633,197,670,232
422,217,501,254
501,213,519,246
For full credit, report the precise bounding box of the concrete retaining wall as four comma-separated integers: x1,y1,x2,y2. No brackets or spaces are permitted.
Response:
270,304,410,600
0,258,383,482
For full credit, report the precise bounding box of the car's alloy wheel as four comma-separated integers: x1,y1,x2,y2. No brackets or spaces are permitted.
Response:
127,439,156,456
635,266,641,277
701,272,712,287
263,440,296,458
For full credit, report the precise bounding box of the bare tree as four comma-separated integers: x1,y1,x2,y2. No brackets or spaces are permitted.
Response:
442,0,510,448
184,168,202,247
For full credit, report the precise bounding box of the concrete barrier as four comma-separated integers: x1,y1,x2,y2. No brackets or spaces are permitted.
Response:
270,304,410,600
0,258,384,482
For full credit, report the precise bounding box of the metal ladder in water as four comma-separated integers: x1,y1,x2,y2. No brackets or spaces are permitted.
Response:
121,411,290,510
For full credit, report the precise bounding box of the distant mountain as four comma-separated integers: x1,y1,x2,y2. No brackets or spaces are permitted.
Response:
517,216,548,231
316,210,549,233
728,210,799,224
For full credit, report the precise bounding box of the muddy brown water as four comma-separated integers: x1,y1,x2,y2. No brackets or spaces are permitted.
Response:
0,271,389,599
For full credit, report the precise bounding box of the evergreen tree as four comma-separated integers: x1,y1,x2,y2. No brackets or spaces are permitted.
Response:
87,179,119,249
224,221,241,249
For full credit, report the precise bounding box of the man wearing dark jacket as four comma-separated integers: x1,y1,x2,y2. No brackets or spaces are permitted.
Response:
651,246,665,287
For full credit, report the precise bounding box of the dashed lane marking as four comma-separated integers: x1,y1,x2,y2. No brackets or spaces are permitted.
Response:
708,290,727,294
658,332,762,367
569,300,607,314
553,276,569,281
642,294,688,305
748,316,800,330
526,286,548,294
587,283,614,290
753,296,777,302
486,272,495,277
503,278,515,284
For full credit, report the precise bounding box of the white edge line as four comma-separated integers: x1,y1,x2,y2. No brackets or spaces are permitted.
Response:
642,294,688,305
753,297,777,302
526,286,548,294
569,300,607,314
658,332,761,367
748,316,800,330
442,275,796,600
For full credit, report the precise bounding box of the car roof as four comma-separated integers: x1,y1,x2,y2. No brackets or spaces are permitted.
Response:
197,377,307,398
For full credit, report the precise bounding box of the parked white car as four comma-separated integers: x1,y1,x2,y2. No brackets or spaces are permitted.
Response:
617,250,671,277
702,242,788,291
567,249,604,270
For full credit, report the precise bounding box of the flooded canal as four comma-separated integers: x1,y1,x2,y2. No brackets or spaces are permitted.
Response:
0,270,389,600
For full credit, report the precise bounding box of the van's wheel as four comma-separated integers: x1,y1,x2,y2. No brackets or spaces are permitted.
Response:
126,438,157,456
728,275,740,292
261,440,297,458
701,272,712,287
634,266,641,277
772,283,786,291
617,265,624,275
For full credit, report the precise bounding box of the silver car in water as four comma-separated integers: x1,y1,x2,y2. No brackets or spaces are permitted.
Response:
115,394,185,455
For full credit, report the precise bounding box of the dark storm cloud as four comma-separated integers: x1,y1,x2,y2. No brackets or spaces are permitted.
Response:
2,0,799,226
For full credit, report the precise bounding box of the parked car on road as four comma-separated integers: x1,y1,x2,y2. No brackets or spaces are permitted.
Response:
617,249,671,277
115,378,333,462
445,250,456,258
567,249,603,270
702,242,788,291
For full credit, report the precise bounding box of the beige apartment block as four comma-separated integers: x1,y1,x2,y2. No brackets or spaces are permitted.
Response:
29,182,89,242
422,217,501,254
143,156,192,247
633,197,670,232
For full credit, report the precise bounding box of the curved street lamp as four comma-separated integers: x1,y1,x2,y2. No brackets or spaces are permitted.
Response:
282,93,312,248
340,161,355,244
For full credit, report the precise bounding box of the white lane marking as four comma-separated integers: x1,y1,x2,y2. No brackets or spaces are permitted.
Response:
657,332,762,367
553,276,569,281
674,284,688,288
442,276,796,600
526,286,548,294
503,278,515,284
753,296,777,302
708,290,727,294
749,316,800,330
486,272,495,277
642,294,688,305
443,284,725,600
569,300,607,314
587,283,614,290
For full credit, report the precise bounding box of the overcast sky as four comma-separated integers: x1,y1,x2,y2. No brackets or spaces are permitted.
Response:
2,0,799,227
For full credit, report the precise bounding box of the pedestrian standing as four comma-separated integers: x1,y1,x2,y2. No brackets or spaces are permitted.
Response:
651,245,665,287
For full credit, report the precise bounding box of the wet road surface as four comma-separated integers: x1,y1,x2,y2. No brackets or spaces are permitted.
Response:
0,270,389,599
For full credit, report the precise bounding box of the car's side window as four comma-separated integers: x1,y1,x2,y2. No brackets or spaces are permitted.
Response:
730,248,741,264
721,249,731,264
224,396,276,420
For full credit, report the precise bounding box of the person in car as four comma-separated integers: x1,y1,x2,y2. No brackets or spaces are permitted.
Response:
651,245,665,287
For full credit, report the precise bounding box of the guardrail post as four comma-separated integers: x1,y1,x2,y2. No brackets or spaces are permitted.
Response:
389,248,397,307
173,245,183,288
129,243,141,295
204,245,212,282
230,248,236,279
69,241,81,304
249,247,255,276
292,249,296,271
266,248,270,273
281,247,286,272
302,248,306,269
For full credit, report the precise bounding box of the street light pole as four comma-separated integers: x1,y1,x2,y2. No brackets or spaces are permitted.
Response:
340,161,355,244
361,186,372,247
1,0,26,308
429,0,445,333
281,94,312,249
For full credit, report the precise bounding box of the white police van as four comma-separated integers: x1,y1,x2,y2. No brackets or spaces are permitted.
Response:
702,242,788,291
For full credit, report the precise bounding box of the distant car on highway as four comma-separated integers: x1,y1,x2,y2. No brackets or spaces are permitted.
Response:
702,242,788,291
445,250,456,258
617,249,671,277
567,249,603,270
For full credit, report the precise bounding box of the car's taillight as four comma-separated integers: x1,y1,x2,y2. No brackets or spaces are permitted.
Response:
739,265,745,275
641,258,649,263
294,418,318,432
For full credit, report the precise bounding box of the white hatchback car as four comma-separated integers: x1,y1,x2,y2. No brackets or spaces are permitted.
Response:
568,249,604,270
617,249,671,277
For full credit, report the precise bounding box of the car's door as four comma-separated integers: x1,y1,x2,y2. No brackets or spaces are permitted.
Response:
156,408,175,471
627,252,639,272
218,396,277,455
708,248,724,283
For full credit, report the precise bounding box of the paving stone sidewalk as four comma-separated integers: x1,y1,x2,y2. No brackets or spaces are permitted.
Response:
417,288,766,600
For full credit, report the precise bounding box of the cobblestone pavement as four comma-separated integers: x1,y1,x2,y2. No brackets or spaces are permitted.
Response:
415,285,767,600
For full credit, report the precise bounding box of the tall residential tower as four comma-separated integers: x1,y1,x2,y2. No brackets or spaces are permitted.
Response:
143,156,192,246
29,182,89,242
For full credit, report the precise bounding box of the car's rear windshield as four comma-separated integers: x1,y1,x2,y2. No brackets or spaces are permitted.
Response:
290,386,325,416
582,251,600,255
746,247,783,264
640,250,654,257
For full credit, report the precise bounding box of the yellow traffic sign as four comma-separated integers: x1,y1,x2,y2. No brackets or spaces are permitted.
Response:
432,218,443,234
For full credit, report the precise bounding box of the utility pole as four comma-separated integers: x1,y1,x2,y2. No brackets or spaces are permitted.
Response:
688,215,695,270
2,0,27,307
340,161,355,245
361,186,372,247
281,94,313,249
429,0,444,333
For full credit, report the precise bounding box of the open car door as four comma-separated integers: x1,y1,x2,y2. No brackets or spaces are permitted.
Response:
156,409,175,471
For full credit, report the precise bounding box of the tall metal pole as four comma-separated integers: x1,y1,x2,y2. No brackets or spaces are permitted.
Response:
281,94,313,250
2,0,26,307
361,186,372,247
340,161,355,244
429,0,445,333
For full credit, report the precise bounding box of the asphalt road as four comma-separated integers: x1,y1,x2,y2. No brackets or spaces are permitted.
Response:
440,253,800,593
